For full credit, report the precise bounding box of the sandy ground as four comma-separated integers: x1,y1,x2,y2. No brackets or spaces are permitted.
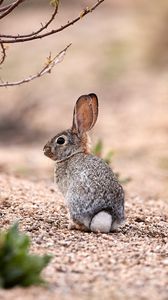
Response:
0,173,167,300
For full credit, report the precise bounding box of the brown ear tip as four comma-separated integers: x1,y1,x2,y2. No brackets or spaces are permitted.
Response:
76,95,88,104
88,93,98,99
88,93,99,107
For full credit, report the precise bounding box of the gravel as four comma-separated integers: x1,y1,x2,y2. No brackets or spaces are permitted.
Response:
0,174,168,300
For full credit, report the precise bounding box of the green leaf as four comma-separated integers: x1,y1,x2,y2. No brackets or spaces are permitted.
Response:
92,140,103,157
92,140,114,165
104,150,114,165
0,223,52,289
92,140,131,184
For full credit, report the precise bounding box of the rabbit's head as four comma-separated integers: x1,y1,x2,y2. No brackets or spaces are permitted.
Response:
43,93,98,162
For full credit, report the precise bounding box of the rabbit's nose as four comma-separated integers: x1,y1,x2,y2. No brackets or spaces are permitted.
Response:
43,144,52,157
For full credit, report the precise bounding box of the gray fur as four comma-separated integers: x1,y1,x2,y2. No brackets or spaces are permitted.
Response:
54,152,125,231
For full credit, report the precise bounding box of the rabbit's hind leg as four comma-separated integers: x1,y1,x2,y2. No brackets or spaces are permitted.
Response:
68,219,89,232
111,219,125,232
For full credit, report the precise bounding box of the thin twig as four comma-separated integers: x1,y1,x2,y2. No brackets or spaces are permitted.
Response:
0,44,71,87
0,4,13,13
0,0,104,43
0,43,6,65
0,0,26,20
0,4,59,38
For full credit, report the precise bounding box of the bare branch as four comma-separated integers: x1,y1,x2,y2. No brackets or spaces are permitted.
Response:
0,0,104,87
0,0,105,43
0,0,26,20
0,44,71,87
0,43,6,65
0,4,13,13
0,4,59,38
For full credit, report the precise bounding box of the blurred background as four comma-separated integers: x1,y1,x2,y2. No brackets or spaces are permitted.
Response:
0,0,168,199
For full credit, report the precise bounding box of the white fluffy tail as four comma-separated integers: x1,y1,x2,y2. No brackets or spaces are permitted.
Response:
90,211,112,233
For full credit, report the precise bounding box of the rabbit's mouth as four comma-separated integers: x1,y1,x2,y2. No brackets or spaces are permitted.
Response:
43,144,56,160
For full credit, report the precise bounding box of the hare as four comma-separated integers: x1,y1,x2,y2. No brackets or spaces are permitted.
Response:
43,94,125,233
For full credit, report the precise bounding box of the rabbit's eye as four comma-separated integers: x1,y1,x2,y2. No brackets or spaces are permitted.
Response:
57,136,65,145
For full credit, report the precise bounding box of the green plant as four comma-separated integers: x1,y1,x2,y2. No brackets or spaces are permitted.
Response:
92,140,114,165
92,140,131,184
0,223,52,289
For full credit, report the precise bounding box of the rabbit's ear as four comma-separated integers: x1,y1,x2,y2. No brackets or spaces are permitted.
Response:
72,93,98,136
